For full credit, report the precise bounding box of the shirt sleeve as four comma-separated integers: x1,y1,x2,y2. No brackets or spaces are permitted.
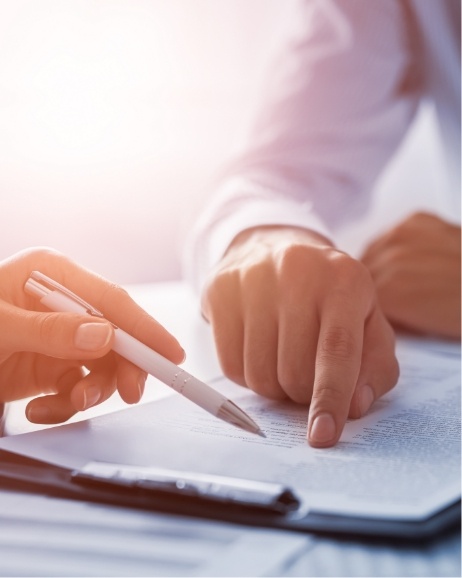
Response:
184,0,422,294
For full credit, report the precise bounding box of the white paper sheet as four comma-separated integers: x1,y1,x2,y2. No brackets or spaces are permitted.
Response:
0,336,460,521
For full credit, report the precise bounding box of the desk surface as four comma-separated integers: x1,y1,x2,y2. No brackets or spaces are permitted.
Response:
1,281,461,577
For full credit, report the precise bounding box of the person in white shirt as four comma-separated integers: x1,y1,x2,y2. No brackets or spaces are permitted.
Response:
186,0,461,448
0,247,184,424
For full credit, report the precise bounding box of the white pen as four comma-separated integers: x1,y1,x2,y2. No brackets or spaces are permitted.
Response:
24,271,264,436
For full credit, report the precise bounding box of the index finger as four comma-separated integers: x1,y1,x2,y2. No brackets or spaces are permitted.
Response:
308,293,367,448
18,248,185,364
68,268,185,364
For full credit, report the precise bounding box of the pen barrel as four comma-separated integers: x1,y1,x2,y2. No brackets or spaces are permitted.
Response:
40,291,90,315
113,330,225,415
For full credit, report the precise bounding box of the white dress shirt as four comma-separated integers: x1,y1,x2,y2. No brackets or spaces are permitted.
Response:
185,0,461,293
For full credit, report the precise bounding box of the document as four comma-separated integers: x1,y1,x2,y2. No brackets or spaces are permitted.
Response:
0,336,460,521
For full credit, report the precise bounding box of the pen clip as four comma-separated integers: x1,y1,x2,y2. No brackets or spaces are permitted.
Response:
27,271,104,318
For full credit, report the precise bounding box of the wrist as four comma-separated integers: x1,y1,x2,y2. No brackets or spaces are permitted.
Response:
228,225,334,254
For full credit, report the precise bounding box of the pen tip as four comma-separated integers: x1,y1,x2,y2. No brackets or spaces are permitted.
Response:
218,400,265,437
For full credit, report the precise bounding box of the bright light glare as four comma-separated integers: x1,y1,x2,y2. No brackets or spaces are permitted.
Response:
1,5,188,164
0,1,293,282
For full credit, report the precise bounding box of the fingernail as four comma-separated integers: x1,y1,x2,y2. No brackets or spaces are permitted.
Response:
27,406,51,423
82,385,101,409
359,385,374,416
309,413,336,444
180,349,187,363
75,323,112,351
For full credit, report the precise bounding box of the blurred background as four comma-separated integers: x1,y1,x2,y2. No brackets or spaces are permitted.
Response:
0,0,450,284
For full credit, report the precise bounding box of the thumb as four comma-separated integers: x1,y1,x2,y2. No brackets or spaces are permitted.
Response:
0,301,113,359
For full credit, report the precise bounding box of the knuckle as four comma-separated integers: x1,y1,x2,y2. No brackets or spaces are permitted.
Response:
319,326,356,361
207,270,228,296
277,368,313,404
277,369,296,391
281,381,312,404
244,365,285,400
99,282,130,309
240,260,274,295
34,312,65,345
205,270,237,307
106,282,130,300
219,355,245,387
312,384,345,407
327,253,374,294
129,309,156,337
276,244,310,281
326,249,354,269
21,246,65,269
334,266,377,316
339,255,371,284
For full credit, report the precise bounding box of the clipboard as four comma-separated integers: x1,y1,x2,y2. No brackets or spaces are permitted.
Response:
0,448,459,541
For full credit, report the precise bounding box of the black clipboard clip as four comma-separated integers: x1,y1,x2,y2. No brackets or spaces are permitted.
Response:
72,461,300,515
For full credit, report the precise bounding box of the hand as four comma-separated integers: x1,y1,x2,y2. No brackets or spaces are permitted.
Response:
202,226,399,447
0,247,184,424
361,212,461,340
